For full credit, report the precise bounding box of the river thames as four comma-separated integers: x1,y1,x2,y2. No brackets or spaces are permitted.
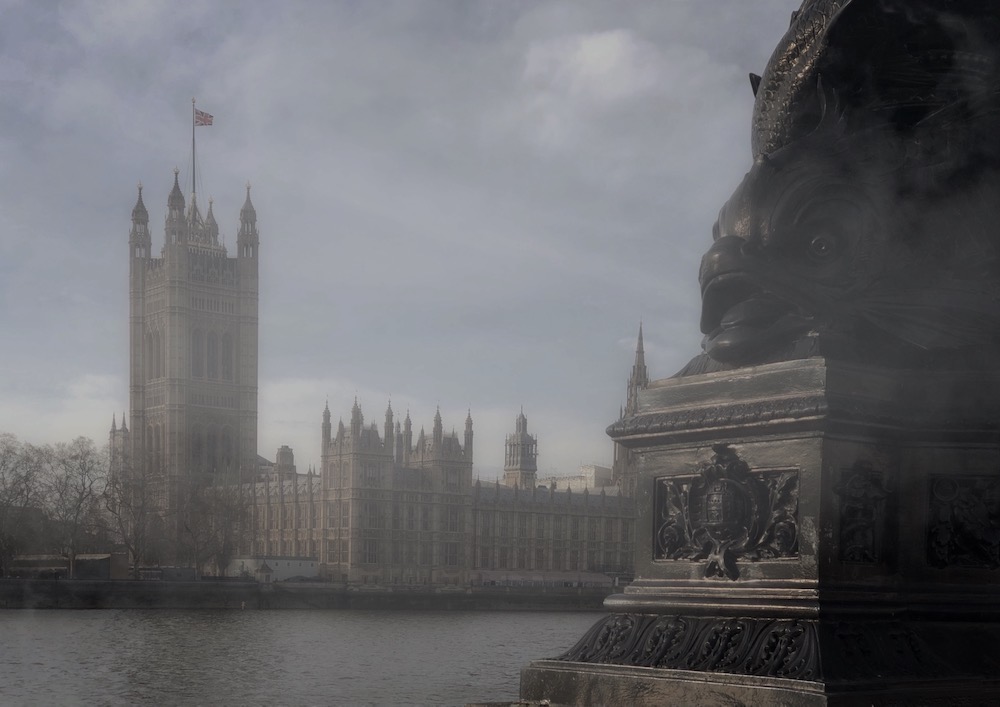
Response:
2,608,600,705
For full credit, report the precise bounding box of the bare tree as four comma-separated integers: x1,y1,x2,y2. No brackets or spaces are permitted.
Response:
0,434,45,576
104,455,160,579
177,469,252,576
44,438,107,578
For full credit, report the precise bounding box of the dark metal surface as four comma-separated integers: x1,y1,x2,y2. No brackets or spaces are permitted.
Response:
690,0,1000,371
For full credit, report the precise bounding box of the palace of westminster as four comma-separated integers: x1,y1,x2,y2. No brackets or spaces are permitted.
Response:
109,171,643,585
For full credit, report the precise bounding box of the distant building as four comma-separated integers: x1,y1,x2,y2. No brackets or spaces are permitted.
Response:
109,166,636,583
503,410,537,489
472,412,632,580
245,403,473,585
538,464,613,492
227,556,319,583
244,408,634,585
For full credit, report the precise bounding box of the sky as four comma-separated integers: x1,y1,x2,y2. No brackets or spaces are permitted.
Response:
0,0,801,480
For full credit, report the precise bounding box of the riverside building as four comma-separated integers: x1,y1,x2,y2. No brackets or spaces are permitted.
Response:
244,406,634,585
111,168,635,584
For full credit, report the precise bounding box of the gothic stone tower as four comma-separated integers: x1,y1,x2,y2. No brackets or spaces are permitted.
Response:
503,410,537,489
611,324,647,498
127,172,259,536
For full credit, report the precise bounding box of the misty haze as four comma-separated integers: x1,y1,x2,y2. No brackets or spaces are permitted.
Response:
14,1,990,705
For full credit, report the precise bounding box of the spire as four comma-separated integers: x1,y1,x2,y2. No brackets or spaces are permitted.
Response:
322,401,332,448
131,183,148,225
238,182,258,256
626,322,649,415
384,401,394,456
187,192,203,225
433,407,443,446
121,412,127,432
634,322,647,372
165,168,186,245
516,408,527,434
205,197,219,243
240,182,256,224
111,414,117,433
167,168,185,213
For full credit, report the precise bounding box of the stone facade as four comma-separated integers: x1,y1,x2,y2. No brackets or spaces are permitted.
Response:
245,406,635,585
471,481,633,580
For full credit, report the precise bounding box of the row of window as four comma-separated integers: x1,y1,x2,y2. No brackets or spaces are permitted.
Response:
191,296,235,314
478,512,631,543
142,328,237,382
476,547,630,573
359,540,461,567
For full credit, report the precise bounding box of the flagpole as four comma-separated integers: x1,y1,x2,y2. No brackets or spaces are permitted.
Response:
191,98,197,197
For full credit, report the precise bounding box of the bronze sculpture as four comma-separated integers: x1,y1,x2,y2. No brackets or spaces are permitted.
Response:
686,0,1000,373
522,2,1000,703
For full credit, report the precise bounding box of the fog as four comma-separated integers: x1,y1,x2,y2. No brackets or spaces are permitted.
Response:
0,0,800,478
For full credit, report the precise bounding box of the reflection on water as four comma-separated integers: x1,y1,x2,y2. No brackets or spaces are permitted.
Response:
1,609,599,706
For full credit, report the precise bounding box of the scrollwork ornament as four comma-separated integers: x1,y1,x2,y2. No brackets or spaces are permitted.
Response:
654,445,798,579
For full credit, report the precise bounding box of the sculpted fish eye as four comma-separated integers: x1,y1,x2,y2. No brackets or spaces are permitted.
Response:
808,233,837,259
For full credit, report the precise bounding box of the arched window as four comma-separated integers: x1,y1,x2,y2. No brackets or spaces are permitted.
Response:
192,330,204,378
221,333,234,381
145,332,154,381
157,329,165,378
207,332,218,379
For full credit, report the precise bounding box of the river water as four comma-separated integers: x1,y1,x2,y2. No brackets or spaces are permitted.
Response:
1,609,600,706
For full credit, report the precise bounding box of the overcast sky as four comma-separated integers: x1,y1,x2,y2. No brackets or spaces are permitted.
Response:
0,0,800,479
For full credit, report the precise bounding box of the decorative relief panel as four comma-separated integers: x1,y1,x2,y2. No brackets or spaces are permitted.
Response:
835,461,890,564
927,475,1000,569
556,614,953,683
654,445,798,580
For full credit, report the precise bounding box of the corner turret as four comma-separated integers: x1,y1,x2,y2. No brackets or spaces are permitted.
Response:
165,168,186,244
130,183,151,259
238,183,258,259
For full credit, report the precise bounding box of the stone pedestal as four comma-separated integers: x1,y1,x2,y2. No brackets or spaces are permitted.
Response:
521,358,1000,705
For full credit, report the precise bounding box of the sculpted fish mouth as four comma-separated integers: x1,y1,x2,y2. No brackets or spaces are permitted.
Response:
701,273,811,362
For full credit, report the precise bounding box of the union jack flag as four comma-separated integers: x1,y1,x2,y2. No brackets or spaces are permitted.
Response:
194,108,214,126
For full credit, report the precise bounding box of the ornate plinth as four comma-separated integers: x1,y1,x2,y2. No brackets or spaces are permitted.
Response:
521,358,1000,705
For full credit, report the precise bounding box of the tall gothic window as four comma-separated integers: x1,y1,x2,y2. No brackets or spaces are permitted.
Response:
192,330,204,378
157,330,164,378
207,332,219,379
221,333,234,381
145,332,154,381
